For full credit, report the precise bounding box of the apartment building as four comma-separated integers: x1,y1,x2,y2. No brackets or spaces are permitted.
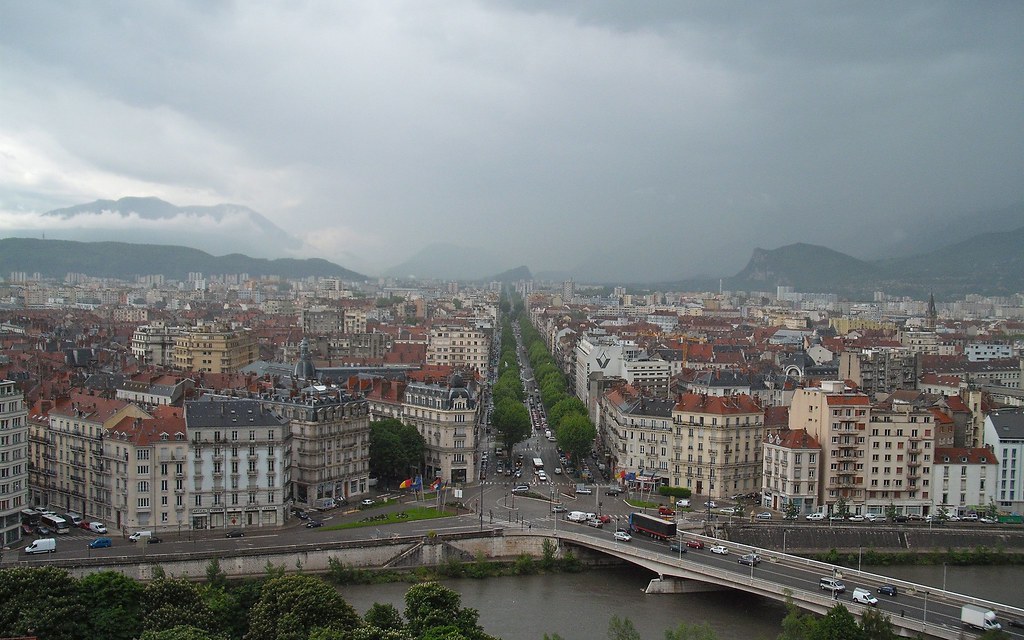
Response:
131,321,187,367
300,307,367,335
762,429,820,515
839,348,919,397
932,447,998,515
670,393,765,499
598,386,675,488
622,358,672,398
401,378,480,484
0,380,28,546
257,389,370,507
984,409,1024,512
425,324,491,377
107,406,188,534
173,322,258,373
184,398,289,531
866,400,935,517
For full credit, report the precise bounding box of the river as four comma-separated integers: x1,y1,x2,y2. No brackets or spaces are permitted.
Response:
338,564,1024,640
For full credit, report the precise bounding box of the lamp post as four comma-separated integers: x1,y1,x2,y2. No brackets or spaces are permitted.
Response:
923,590,929,627
783,529,788,554
858,546,863,572
942,563,947,591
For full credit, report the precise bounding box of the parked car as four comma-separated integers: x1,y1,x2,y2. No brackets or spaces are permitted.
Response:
586,518,603,528
819,577,846,593
657,506,675,517
847,514,865,522
512,484,530,494
806,512,825,521
292,509,309,520
686,540,705,549
554,467,562,475
980,516,998,524
360,498,375,507
88,537,112,549
148,536,163,544
551,504,567,513
738,553,761,566
613,531,632,542
225,529,245,538
704,501,717,508
877,584,898,597
676,498,691,508
755,511,772,520
709,545,729,555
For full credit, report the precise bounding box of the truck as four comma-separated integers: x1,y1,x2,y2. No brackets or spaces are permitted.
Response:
961,604,1002,632
629,512,677,540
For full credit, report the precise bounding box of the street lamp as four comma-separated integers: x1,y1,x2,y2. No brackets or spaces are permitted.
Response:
923,590,929,627
858,546,863,572
783,529,788,554
942,563,947,591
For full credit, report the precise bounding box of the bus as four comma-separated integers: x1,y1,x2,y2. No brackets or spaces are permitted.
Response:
20,508,41,527
40,513,71,534
533,457,544,471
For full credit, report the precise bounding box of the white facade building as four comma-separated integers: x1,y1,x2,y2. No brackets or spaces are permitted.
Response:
0,380,28,546
931,447,998,515
984,409,1024,512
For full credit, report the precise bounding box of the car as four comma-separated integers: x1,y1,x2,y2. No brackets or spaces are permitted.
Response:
709,545,728,555
668,542,687,553
829,514,845,521
551,504,567,513
537,471,548,482
877,584,898,597
980,516,998,524
596,514,612,524
305,520,324,528
704,501,717,508
755,511,772,520
806,512,825,521
852,587,879,606
613,531,632,542
291,509,309,520
906,513,923,521
738,553,760,566
864,514,886,523
819,577,846,593
225,529,245,538
148,536,163,544
35,525,52,536
686,540,705,549
605,486,623,496
88,537,112,549
847,514,865,522
575,485,593,495
961,513,979,522
658,506,675,517
360,498,375,507
893,515,909,523
586,518,603,528
512,484,530,493
88,522,108,534
128,531,152,542
554,467,562,474
676,498,691,508
718,507,740,515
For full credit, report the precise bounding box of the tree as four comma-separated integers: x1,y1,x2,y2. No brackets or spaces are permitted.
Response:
78,570,145,640
778,596,817,640
549,397,587,430
142,578,216,636
0,566,86,640
558,413,597,465
365,603,406,632
371,419,426,488
664,621,719,640
607,615,642,640
784,500,799,521
808,604,866,640
140,626,227,640
834,496,850,519
245,574,361,640
403,582,492,640
858,608,897,640
491,398,530,455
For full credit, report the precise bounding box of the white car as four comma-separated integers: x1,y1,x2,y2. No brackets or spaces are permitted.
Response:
847,514,865,522
806,512,825,521
554,467,562,474
613,531,632,542
704,501,717,508
709,545,729,555
676,498,690,507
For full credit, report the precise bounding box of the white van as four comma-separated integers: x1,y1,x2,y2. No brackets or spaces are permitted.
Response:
567,511,589,522
25,538,56,554
128,530,152,542
852,587,878,606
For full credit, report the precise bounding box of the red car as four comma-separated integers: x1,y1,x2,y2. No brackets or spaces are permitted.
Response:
658,506,676,517
685,540,705,549
597,514,612,524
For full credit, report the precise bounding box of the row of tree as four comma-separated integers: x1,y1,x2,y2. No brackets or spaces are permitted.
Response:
0,565,498,640
516,312,596,471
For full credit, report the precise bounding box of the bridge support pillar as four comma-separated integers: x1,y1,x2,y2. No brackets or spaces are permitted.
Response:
645,577,729,594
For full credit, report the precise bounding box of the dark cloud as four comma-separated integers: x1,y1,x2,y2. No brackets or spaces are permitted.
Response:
1,1,1021,281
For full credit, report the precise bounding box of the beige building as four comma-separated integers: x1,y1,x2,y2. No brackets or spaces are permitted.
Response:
762,428,820,515
425,324,491,377
670,392,765,499
131,321,187,367
173,322,258,373
0,380,29,546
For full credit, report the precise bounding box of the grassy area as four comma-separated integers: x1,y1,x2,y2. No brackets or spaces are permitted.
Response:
325,506,453,530
625,500,660,509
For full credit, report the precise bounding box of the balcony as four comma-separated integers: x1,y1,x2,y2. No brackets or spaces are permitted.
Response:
69,444,86,453
70,459,86,469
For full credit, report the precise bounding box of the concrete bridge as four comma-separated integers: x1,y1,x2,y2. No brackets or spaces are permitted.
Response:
543,528,1024,640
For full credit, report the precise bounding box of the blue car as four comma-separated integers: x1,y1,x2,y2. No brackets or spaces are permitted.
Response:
88,537,112,549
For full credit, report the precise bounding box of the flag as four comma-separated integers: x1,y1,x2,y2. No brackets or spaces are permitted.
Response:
430,478,442,491
618,470,626,480
399,478,413,489
626,472,636,481
412,475,423,490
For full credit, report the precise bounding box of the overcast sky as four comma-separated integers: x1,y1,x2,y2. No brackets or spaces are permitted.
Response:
2,2,1022,281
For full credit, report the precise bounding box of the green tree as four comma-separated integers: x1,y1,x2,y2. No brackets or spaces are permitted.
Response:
809,604,866,640
985,498,1000,519
142,578,216,636
607,615,642,640
778,596,817,640
834,496,850,519
664,621,719,640
858,608,897,640
0,566,86,640
371,419,426,488
558,413,597,466
403,582,493,640
365,602,406,632
784,500,799,520
491,398,530,455
140,626,227,640
884,502,898,522
79,570,145,640
549,397,587,430
245,574,361,640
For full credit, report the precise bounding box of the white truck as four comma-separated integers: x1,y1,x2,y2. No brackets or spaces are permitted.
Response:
961,604,1001,631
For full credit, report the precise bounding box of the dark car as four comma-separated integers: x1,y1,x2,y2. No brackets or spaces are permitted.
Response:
292,509,309,520
225,529,245,538
877,584,898,597
148,536,163,544
306,520,324,528
893,515,909,523
738,554,761,566
605,486,623,496
668,542,687,553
